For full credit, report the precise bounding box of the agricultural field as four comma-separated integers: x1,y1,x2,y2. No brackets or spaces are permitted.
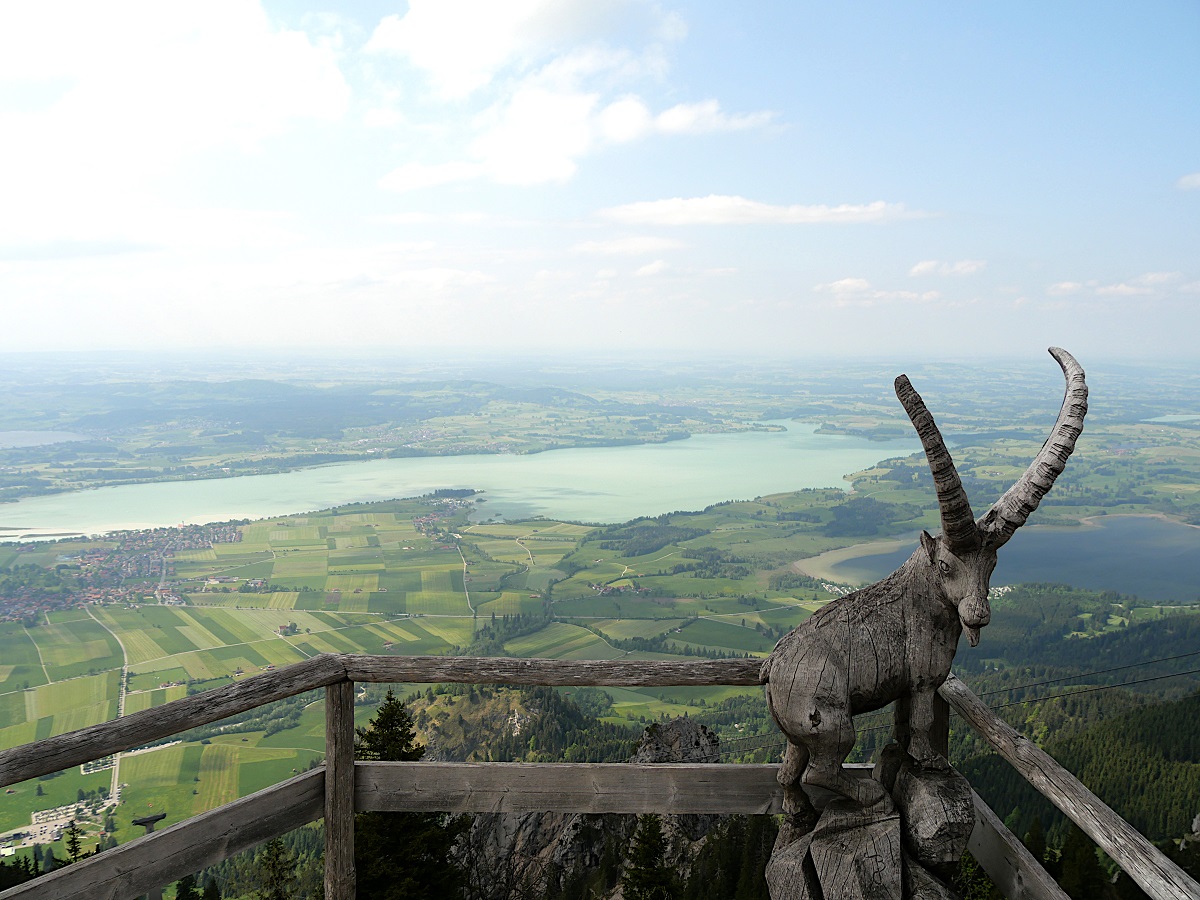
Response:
9,458,1198,862
0,489,861,853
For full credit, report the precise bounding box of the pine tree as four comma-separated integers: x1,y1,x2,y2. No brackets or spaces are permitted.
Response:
201,876,222,900
1058,825,1110,900
176,873,200,900
1023,817,1047,866
354,690,471,900
64,821,83,864
255,838,297,900
621,814,680,900
355,689,426,762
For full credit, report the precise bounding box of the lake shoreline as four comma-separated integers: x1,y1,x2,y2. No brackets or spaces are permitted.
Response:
795,513,1200,602
791,512,1200,587
0,426,922,540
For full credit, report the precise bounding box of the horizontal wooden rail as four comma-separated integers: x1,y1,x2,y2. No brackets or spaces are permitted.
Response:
940,673,1200,900
344,654,763,686
357,761,1066,899
0,758,1070,900
0,770,323,900
357,762,784,815
0,655,346,788
0,655,761,788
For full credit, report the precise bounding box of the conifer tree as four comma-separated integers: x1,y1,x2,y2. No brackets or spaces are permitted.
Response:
201,876,221,900
1057,825,1109,899
621,814,680,900
354,690,470,900
64,821,83,864
1023,817,1047,866
255,838,297,900
175,873,200,900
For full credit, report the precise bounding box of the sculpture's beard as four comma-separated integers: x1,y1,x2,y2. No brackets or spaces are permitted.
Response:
963,623,981,647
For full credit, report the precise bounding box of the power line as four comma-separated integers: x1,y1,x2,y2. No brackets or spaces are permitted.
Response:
985,665,1200,710
840,648,1200,730
710,661,1200,750
975,649,1200,698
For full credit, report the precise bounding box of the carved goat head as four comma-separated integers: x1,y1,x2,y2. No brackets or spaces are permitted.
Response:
896,347,1088,647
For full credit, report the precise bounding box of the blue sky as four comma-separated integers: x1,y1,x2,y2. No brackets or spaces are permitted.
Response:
1,1,1197,360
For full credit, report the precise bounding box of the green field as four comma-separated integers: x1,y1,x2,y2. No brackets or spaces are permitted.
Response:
0,494,855,854
0,624,49,693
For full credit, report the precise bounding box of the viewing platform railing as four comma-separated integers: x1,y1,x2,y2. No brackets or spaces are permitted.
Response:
0,654,1197,900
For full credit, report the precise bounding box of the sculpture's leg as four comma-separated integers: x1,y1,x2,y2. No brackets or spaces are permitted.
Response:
778,740,820,831
802,708,890,808
897,690,949,770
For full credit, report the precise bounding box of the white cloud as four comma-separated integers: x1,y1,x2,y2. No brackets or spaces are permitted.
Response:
0,2,349,247
655,100,775,134
378,162,486,192
1047,282,1084,296
380,90,775,191
365,0,678,99
471,87,599,184
815,277,872,294
601,196,915,225
1176,173,1200,190
572,236,685,255
814,277,940,307
634,259,668,277
1132,271,1182,286
1095,283,1151,296
910,259,986,276
598,96,654,143
1045,273,1188,300
374,212,496,226
365,2,772,191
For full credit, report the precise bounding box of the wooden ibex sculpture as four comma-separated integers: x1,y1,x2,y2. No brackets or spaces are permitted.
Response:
762,347,1087,815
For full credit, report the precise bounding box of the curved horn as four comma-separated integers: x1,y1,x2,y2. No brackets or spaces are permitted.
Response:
976,347,1088,550
895,375,979,552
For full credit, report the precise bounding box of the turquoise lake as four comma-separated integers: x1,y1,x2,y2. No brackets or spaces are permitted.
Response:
0,425,920,538
4,424,1197,603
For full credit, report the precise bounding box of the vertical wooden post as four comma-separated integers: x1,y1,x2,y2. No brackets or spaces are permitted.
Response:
325,679,355,900
931,693,950,760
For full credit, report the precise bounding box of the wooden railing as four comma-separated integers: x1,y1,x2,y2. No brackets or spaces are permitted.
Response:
0,655,1197,900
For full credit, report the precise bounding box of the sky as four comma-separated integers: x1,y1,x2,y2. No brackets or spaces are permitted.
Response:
1,1,1197,361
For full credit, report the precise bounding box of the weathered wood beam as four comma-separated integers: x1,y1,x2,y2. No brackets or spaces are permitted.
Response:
356,762,785,814
0,770,324,900
940,673,1200,900
0,654,346,788
343,654,763,686
0,655,761,788
968,788,1069,900
324,681,355,900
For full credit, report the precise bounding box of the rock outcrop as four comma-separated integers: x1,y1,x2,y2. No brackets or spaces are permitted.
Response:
457,717,721,899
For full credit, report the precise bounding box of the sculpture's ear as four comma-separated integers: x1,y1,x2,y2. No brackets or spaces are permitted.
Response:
920,530,938,564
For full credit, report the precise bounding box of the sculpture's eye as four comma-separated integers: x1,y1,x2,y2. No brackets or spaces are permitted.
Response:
938,560,952,577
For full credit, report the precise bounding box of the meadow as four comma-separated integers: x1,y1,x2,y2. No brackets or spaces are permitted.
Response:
1,489,860,854
5,453,1199,862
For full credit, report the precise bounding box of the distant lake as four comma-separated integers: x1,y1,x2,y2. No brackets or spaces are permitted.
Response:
0,431,87,449
0,424,920,539
823,515,1200,603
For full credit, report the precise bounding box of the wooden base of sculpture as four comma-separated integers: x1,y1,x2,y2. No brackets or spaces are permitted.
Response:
766,745,973,900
